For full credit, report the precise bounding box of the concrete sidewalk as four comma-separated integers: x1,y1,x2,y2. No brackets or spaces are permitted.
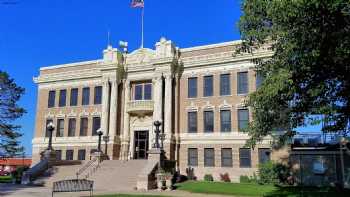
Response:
0,184,233,197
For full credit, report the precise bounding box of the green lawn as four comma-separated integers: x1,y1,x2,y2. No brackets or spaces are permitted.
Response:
176,181,350,197
0,175,12,183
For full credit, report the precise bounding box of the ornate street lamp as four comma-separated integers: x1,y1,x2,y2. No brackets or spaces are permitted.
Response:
153,121,162,149
103,135,109,155
97,128,103,152
46,122,55,151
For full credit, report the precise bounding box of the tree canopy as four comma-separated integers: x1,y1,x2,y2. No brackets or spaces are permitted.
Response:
238,0,350,147
0,70,25,156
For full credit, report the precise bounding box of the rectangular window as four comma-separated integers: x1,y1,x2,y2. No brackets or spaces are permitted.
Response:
221,148,233,167
203,76,213,97
259,148,271,164
92,117,101,136
188,77,197,98
94,86,102,105
188,148,198,166
256,72,263,89
59,90,66,107
45,119,53,137
68,118,76,137
134,84,143,100
82,87,90,105
238,72,248,94
239,148,251,168
48,90,56,108
220,74,231,95
66,150,74,161
80,118,88,136
204,148,215,167
70,88,78,106
78,149,86,160
220,110,231,132
188,111,197,133
56,119,64,137
144,83,152,100
56,150,62,160
204,111,214,132
238,109,249,131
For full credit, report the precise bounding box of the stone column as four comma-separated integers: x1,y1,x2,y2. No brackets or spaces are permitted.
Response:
101,79,110,136
109,79,118,138
164,74,172,141
152,75,163,145
121,80,130,160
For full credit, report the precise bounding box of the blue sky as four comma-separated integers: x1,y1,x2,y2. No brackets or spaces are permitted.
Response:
0,0,242,156
0,0,321,156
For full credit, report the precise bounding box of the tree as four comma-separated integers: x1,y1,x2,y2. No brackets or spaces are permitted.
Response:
238,0,350,147
0,70,25,156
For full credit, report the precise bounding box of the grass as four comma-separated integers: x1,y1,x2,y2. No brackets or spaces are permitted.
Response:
176,181,275,196
176,181,350,197
0,175,12,183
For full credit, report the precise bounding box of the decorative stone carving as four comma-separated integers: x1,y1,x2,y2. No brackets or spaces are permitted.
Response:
79,110,89,117
127,48,155,67
219,100,233,109
67,110,77,117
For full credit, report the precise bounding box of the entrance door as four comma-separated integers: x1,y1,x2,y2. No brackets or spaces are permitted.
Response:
134,131,149,159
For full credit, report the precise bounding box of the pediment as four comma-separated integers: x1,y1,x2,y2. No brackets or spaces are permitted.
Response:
127,48,155,66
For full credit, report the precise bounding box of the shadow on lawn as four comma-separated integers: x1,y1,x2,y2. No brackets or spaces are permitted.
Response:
264,186,350,197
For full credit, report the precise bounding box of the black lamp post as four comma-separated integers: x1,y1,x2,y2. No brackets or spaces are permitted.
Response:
153,121,162,148
46,122,55,151
97,128,103,152
103,135,109,155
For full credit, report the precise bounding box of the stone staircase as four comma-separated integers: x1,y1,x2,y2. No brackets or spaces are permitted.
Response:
91,160,147,192
37,160,148,192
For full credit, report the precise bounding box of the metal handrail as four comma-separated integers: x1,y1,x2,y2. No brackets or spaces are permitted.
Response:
76,157,98,179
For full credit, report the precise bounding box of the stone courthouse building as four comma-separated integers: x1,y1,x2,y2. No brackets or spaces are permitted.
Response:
32,38,277,181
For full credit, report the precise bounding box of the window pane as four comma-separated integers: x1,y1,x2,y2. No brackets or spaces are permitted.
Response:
135,85,143,100
45,119,53,137
188,77,197,98
66,150,73,160
259,148,271,164
56,119,64,137
221,148,232,167
188,148,198,166
188,112,197,133
68,118,76,137
239,148,251,168
256,72,264,89
56,150,62,160
48,90,56,108
203,76,213,97
220,74,231,95
78,149,86,160
80,118,88,136
92,117,101,136
82,87,90,105
144,84,152,100
70,88,78,106
238,72,248,94
94,86,102,105
238,109,249,131
59,90,66,107
204,111,214,132
204,148,215,167
220,110,231,132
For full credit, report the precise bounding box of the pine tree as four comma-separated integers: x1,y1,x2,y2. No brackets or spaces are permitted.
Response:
0,70,26,156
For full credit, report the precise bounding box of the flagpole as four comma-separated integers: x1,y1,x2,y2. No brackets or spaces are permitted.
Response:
141,6,144,48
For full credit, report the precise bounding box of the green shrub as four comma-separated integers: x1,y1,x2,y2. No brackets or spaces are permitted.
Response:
239,175,251,183
258,161,290,185
204,174,214,182
258,161,278,184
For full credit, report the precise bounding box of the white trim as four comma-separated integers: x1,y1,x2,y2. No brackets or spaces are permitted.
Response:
40,60,101,71
180,40,242,52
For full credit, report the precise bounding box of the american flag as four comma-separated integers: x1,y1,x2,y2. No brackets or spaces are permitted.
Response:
131,0,144,8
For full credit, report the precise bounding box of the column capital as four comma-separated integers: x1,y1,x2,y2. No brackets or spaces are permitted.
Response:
163,73,173,80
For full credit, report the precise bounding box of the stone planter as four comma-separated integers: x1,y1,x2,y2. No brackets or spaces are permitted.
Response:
156,173,166,190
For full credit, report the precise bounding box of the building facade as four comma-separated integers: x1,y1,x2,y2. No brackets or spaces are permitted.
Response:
32,38,278,181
